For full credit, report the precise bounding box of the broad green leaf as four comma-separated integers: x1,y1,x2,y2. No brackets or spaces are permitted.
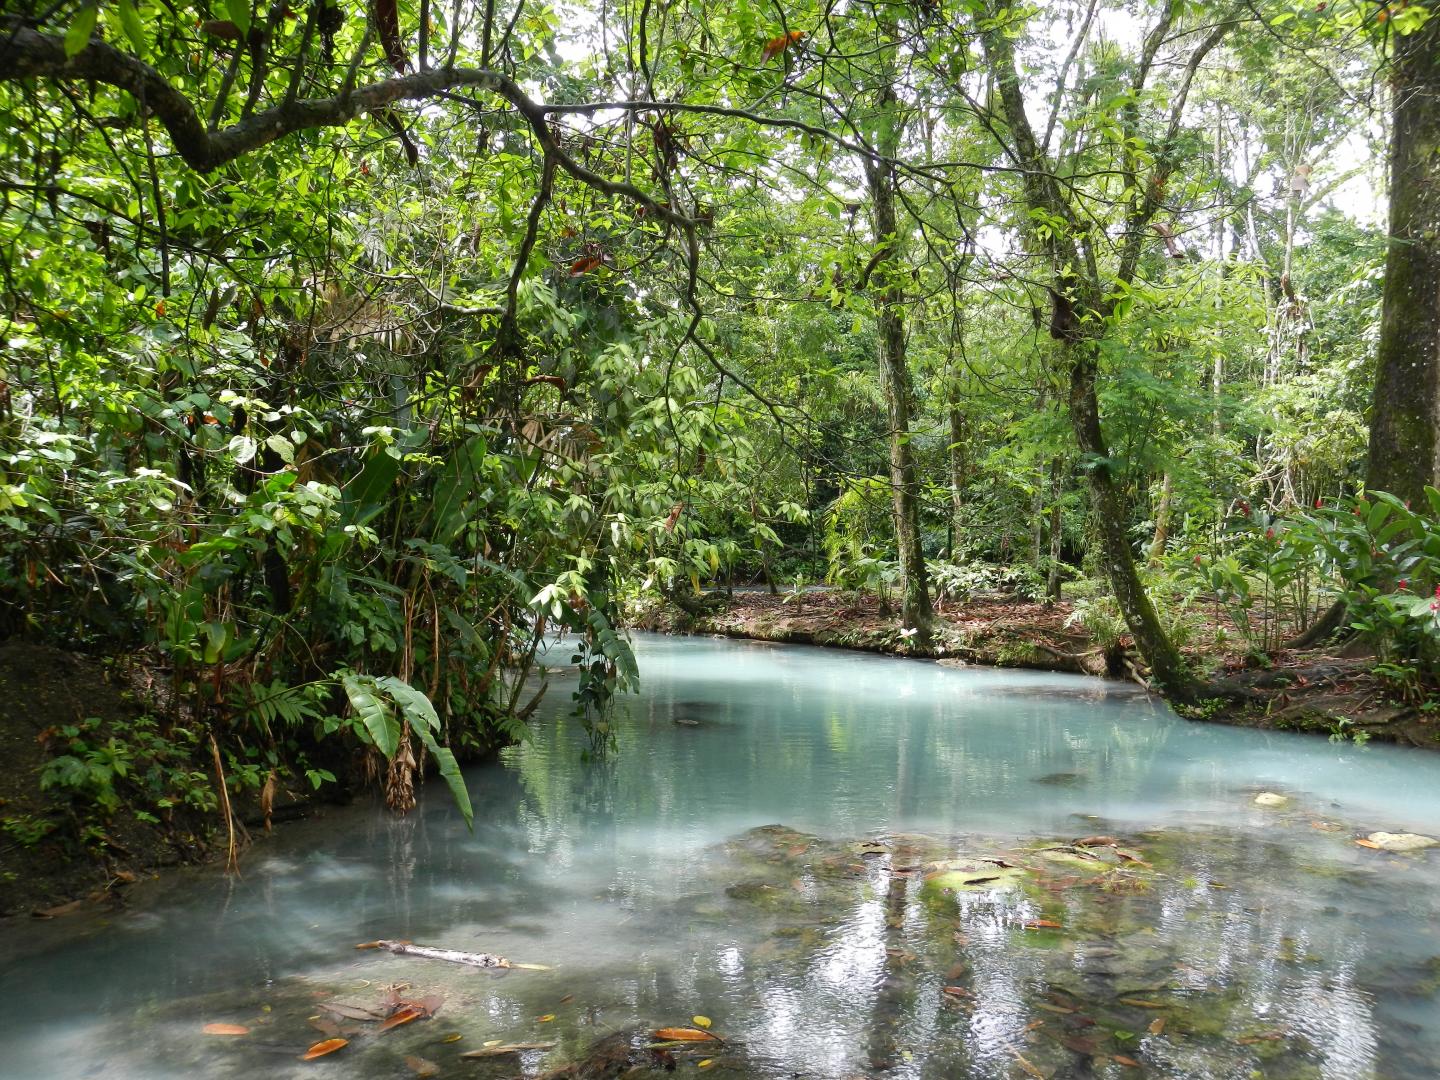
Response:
412,723,474,830
376,675,441,732
224,0,252,34
342,674,399,759
64,5,99,57
117,0,147,53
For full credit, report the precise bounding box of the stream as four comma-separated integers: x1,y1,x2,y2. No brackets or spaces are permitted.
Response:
3,633,1440,1078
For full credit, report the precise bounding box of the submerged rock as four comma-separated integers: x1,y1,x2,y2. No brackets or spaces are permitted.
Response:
1253,791,1290,808
1033,771,1086,786
1366,831,1439,852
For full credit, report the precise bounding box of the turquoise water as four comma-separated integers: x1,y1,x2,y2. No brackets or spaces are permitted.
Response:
3,633,1440,1078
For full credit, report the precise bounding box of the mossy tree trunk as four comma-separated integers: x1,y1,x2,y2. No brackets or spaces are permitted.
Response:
1366,14,1440,505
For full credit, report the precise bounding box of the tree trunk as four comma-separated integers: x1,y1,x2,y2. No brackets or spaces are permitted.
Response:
1366,13,1440,505
949,406,966,558
868,155,933,648
1046,458,1064,602
1147,472,1172,565
1068,343,1197,698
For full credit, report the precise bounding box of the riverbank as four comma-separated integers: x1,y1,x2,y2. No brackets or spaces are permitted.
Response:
0,641,344,919
633,590,1440,751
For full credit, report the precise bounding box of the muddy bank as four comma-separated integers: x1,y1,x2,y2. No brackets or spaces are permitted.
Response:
0,640,341,918
635,590,1121,675
634,591,1440,753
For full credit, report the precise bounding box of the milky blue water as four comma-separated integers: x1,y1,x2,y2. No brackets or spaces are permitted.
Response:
3,634,1440,1078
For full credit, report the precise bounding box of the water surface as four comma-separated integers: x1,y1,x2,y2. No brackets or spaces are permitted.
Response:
3,634,1440,1078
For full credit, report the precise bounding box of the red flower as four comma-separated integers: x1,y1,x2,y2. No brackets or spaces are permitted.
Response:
1314,497,1323,509
1399,579,1408,590
1265,528,1275,540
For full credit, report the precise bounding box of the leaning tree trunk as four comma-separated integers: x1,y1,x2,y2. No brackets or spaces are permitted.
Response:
1366,13,1440,505
1067,341,1197,698
868,156,934,648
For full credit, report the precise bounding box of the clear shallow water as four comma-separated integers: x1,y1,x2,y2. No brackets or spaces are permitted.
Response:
3,634,1440,1078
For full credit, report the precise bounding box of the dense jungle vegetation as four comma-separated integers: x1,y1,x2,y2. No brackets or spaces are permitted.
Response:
0,0,1438,842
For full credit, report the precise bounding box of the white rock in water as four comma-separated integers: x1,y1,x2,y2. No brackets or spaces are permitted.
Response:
1253,792,1290,808
1366,832,1439,852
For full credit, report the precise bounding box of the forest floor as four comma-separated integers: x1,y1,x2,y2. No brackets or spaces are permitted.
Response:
635,590,1440,752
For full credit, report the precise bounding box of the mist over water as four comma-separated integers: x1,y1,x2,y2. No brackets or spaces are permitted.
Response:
3,633,1440,1078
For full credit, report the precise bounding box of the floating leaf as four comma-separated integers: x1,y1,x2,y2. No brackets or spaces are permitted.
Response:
1148,1018,1166,1035
537,1013,555,1022
698,1060,714,1069
459,1042,557,1058
317,1002,382,1021
441,1032,463,1043
692,1015,712,1029
1118,998,1167,1009
300,1038,348,1060
202,1023,250,1036
1024,919,1063,929
380,1007,424,1032
653,1027,720,1042
405,1055,440,1078
1113,1055,1142,1067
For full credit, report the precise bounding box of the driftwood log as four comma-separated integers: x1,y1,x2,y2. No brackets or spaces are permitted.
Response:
356,940,550,970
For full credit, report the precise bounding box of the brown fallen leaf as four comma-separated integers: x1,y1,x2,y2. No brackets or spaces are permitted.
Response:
1074,835,1121,847
32,899,85,919
317,1002,382,1022
1114,1054,1143,1067
1009,1047,1046,1078
404,1055,440,1078
941,985,974,998
653,1027,720,1042
1355,838,1383,849
1148,1017,1166,1035
459,1042,557,1058
1237,1030,1287,1044
1024,919,1063,929
202,1023,251,1036
300,1038,348,1060
1118,998,1167,1009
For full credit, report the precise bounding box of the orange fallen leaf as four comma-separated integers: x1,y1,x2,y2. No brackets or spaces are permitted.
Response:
1114,1054,1142,1067
380,1007,424,1032
1355,838,1383,849
1024,919,1063,929
203,1023,250,1036
300,1038,348,1060
1148,1017,1166,1035
653,1027,720,1042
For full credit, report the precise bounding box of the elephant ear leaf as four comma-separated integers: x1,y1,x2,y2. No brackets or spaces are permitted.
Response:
412,724,474,831
342,674,400,759
376,676,472,831
376,676,441,731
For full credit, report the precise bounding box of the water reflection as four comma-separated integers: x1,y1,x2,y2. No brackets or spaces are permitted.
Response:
0,634,1437,1077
